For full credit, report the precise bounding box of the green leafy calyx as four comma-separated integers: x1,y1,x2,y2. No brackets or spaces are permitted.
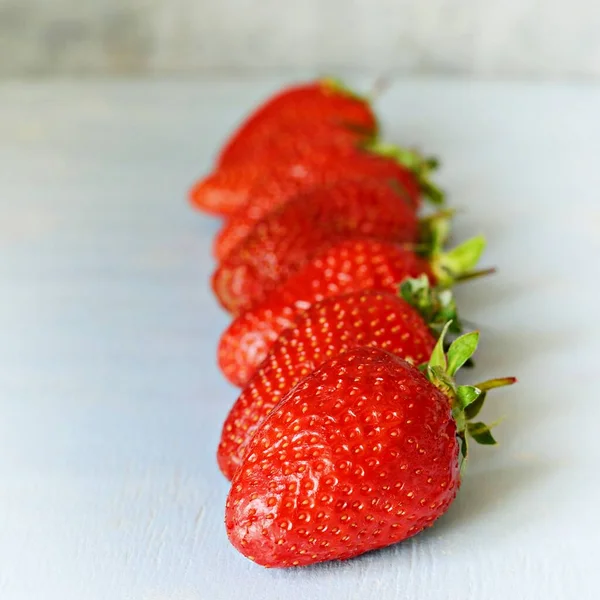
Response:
416,218,493,288
320,77,367,102
430,234,492,288
425,321,517,466
418,209,454,258
400,275,462,335
363,141,445,205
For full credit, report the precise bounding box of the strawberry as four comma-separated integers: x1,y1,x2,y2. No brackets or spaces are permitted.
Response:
225,329,516,567
210,153,427,259
217,282,461,480
216,79,378,169
190,142,437,220
217,118,371,171
217,235,487,387
211,179,420,315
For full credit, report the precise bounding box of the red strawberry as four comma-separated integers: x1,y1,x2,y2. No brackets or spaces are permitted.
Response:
217,118,371,171
217,235,486,387
211,179,420,315
217,283,460,480
216,79,378,169
190,143,434,220
225,331,516,567
210,153,426,259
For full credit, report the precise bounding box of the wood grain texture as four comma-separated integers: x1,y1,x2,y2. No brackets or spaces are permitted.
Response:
0,78,599,599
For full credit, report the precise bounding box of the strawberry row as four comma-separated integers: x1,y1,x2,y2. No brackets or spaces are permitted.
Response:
189,79,516,568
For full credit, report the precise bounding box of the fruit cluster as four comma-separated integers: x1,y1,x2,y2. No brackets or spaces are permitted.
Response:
189,79,516,568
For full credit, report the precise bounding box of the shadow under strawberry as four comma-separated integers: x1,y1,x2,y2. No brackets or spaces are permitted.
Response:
430,459,553,538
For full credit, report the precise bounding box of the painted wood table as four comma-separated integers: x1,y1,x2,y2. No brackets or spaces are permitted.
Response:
1,78,599,600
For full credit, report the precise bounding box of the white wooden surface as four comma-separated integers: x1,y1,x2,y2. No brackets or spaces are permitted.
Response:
4,0,600,78
1,78,599,600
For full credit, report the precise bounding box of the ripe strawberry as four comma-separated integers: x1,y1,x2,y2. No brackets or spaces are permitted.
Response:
216,79,378,169
225,330,516,567
190,143,435,220
217,118,371,171
217,235,487,387
210,158,425,260
217,283,461,480
211,179,420,315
